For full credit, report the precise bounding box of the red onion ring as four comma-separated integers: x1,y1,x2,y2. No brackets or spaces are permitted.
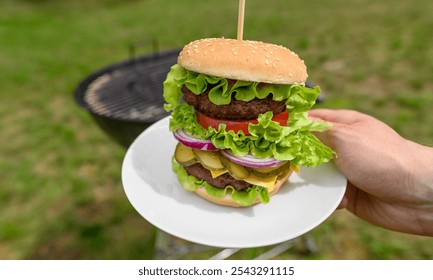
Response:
220,150,285,168
173,129,218,151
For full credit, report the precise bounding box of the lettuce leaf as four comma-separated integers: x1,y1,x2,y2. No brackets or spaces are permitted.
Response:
172,160,270,206
163,64,321,110
163,65,186,112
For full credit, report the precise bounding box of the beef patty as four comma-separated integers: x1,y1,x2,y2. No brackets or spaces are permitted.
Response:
182,86,286,120
184,163,252,191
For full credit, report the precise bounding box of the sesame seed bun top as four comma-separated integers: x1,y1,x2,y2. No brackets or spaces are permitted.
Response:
177,38,308,85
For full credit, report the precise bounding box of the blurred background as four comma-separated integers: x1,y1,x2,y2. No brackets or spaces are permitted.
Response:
1,0,432,259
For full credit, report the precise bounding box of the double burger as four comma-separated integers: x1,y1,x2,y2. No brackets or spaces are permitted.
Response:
163,38,334,207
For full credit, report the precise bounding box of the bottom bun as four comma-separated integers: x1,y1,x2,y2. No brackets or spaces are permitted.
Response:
195,170,293,208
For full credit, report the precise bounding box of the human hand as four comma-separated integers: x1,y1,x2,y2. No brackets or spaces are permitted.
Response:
309,109,433,236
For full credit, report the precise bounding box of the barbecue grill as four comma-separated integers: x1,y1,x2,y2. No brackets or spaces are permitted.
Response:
74,48,180,148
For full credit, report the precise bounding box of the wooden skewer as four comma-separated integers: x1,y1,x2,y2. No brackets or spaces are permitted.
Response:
237,0,246,40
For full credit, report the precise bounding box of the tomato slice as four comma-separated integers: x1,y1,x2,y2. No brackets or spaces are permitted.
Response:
196,110,289,135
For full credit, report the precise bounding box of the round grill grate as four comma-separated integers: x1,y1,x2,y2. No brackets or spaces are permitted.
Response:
74,49,180,147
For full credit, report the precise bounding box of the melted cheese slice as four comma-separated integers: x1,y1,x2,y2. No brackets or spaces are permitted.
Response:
290,164,300,173
210,169,228,178
243,174,279,191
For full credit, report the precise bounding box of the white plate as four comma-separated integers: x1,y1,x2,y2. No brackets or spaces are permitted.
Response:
122,116,347,248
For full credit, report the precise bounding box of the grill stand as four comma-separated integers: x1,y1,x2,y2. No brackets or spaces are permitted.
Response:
154,230,318,260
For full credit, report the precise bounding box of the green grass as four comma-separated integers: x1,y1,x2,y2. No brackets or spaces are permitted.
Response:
1,0,432,259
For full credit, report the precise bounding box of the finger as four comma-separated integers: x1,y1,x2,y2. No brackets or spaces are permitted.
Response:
336,195,348,210
308,109,340,122
341,181,362,215
336,181,354,210
309,109,366,125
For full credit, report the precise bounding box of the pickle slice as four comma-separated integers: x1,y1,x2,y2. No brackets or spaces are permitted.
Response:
220,156,250,180
174,143,196,165
193,149,224,171
249,162,290,178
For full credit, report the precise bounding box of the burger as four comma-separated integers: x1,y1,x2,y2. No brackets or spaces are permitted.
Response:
163,38,334,207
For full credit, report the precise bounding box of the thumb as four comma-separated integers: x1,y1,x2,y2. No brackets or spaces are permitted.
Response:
308,109,340,122
309,109,366,125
